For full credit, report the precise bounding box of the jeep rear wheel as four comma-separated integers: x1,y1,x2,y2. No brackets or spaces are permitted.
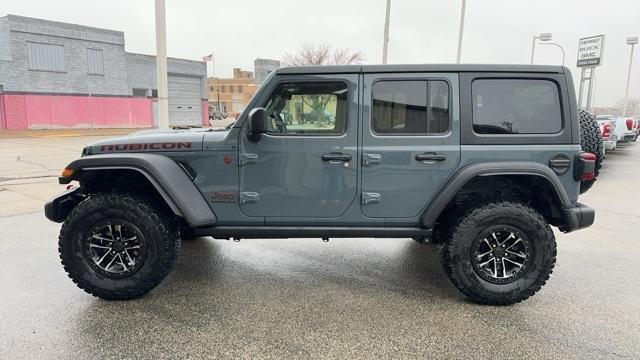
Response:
59,193,180,300
440,201,556,305
578,109,603,194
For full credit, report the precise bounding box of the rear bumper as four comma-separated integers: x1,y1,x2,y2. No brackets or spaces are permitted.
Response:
620,133,635,142
602,140,615,150
561,203,595,233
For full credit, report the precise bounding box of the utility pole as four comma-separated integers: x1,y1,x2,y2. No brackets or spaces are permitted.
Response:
456,0,466,63
623,37,638,116
155,0,169,129
382,0,391,64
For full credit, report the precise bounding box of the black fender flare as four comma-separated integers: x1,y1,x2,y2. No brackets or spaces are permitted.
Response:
420,162,572,228
54,153,216,227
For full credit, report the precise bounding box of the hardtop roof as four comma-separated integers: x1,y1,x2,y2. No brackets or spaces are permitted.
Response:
277,64,565,75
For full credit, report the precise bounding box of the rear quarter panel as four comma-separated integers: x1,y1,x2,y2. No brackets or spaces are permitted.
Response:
460,144,582,203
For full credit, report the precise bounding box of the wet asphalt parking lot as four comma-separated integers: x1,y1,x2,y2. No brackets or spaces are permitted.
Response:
1,137,639,359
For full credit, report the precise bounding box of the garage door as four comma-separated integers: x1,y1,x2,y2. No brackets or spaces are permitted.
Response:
168,75,202,126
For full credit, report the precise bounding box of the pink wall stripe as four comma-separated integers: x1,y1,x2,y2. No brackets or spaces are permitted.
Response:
202,100,209,126
0,95,6,130
1,94,153,130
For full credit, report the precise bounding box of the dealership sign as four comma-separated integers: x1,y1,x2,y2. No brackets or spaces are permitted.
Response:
577,35,605,67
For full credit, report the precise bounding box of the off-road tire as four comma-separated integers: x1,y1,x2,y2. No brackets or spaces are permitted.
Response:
59,192,180,300
440,201,556,305
578,109,603,194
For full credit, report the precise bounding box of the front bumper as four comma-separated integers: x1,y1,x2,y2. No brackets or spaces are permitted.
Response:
44,187,85,223
561,203,595,233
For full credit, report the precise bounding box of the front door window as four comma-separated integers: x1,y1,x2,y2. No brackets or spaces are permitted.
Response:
263,82,348,136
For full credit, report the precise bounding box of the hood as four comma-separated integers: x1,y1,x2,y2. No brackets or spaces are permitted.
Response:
84,127,232,155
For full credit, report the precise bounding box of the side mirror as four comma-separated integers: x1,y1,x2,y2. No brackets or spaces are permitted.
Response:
248,107,268,141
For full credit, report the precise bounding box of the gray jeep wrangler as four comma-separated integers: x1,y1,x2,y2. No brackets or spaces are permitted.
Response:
45,65,599,305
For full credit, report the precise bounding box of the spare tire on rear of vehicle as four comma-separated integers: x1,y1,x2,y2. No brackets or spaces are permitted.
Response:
578,109,603,194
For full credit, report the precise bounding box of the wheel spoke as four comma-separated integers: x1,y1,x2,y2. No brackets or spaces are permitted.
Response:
117,254,128,271
501,258,507,278
92,235,114,242
105,253,118,271
124,249,135,265
506,249,526,259
505,238,522,251
116,224,124,241
504,257,525,268
477,249,493,259
89,244,112,250
498,232,515,246
96,250,111,265
125,245,141,250
482,238,493,249
107,225,115,241
124,236,138,242
479,258,495,268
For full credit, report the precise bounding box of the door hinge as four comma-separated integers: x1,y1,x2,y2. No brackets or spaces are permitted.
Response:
239,153,258,166
240,192,259,204
362,192,381,205
362,153,382,166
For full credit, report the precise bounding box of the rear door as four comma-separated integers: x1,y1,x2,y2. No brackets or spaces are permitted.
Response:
361,73,460,218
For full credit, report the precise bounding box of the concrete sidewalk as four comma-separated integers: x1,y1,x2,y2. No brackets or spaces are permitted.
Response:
0,130,135,217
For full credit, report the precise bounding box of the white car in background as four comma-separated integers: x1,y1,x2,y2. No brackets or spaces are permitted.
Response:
596,115,636,144
596,117,617,151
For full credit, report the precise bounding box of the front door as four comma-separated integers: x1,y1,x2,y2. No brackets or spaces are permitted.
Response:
239,74,359,220
361,73,460,218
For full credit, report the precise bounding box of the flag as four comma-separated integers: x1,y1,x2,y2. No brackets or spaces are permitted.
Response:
202,53,213,62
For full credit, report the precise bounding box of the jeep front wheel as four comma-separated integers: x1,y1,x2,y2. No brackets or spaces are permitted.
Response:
440,201,556,305
58,193,180,300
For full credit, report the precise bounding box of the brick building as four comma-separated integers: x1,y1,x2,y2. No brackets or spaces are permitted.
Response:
208,59,280,114
208,67,259,114
0,15,208,130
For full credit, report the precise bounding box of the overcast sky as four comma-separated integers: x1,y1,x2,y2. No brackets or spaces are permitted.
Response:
3,0,639,107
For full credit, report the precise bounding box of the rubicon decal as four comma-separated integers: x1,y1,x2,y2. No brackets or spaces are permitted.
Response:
100,142,192,152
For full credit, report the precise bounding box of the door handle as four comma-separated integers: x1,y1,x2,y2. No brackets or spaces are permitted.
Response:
415,153,446,162
322,152,352,162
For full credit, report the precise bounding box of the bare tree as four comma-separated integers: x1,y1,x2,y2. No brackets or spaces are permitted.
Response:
281,44,364,67
281,45,365,126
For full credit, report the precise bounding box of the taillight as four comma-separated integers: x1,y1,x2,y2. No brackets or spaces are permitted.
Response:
626,119,633,130
602,123,611,137
575,152,596,181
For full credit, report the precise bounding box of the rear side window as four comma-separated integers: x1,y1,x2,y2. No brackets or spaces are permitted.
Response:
472,79,562,134
372,80,450,134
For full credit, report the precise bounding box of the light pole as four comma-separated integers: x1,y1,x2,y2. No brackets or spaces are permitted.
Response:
623,36,638,116
382,0,391,64
538,42,566,66
155,0,169,129
530,32,553,64
456,0,467,63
